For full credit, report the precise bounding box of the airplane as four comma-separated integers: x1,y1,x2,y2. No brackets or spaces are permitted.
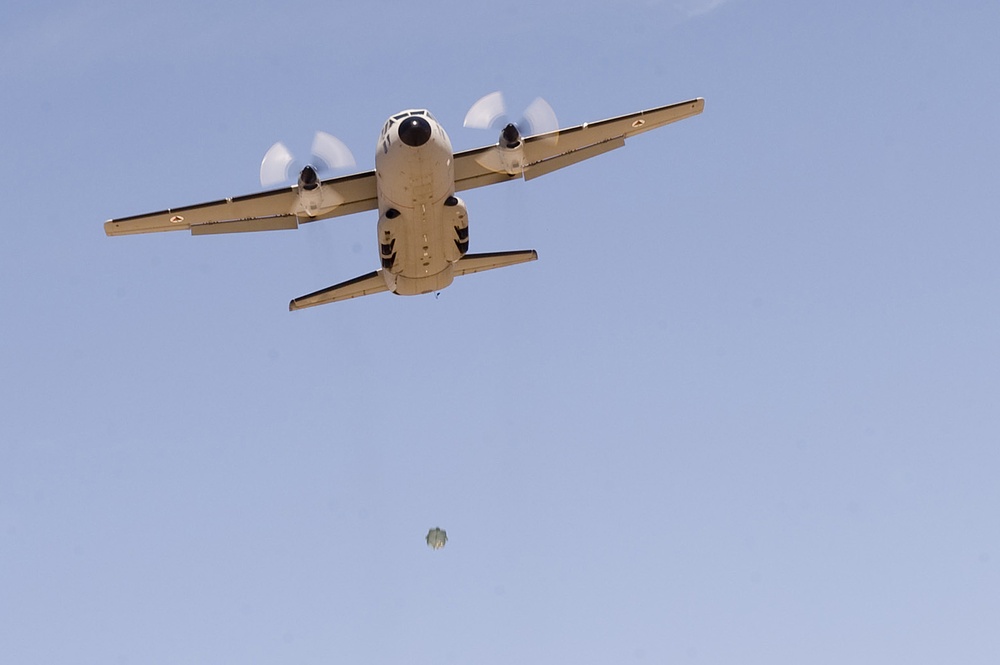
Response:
104,95,704,310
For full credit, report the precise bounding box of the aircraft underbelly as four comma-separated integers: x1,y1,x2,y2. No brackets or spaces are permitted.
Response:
376,131,459,295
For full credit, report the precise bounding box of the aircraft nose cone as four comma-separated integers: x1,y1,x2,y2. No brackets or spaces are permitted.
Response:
398,116,432,147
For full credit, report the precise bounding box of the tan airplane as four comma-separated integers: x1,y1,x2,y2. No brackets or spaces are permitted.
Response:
104,95,704,310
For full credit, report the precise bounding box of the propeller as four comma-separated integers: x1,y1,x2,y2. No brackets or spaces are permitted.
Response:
463,92,559,175
259,131,356,188
463,92,559,137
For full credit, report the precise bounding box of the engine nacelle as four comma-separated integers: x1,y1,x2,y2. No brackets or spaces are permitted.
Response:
496,123,525,175
295,165,327,217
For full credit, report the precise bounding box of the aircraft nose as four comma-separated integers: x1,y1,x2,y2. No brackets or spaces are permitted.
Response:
398,116,432,147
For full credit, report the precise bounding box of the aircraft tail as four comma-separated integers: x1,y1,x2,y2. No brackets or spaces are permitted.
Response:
454,250,538,276
289,270,389,310
288,250,537,310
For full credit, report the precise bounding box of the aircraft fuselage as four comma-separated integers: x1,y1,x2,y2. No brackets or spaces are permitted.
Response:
374,110,469,296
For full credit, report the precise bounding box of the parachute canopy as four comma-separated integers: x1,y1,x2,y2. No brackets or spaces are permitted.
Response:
426,527,447,550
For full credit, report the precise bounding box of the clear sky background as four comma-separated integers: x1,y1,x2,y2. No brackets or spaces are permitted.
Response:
2,1,999,663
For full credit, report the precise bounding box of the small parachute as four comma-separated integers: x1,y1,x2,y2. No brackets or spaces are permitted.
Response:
426,527,448,550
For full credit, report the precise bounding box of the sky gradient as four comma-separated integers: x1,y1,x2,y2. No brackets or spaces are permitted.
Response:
2,1,999,663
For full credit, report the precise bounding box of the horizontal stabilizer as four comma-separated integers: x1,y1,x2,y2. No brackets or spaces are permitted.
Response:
454,250,538,276
289,270,389,311
289,251,537,310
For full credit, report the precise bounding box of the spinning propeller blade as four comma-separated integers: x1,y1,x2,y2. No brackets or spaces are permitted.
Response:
521,97,559,137
259,132,356,187
260,142,295,188
311,131,356,172
463,91,507,130
463,91,558,136
464,92,560,175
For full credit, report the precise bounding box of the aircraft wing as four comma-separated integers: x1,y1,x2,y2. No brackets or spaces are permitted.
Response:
453,97,704,189
104,170,378,236
105,98,702,236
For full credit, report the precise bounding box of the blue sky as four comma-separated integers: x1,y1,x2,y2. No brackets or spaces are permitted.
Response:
2,1,999,663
